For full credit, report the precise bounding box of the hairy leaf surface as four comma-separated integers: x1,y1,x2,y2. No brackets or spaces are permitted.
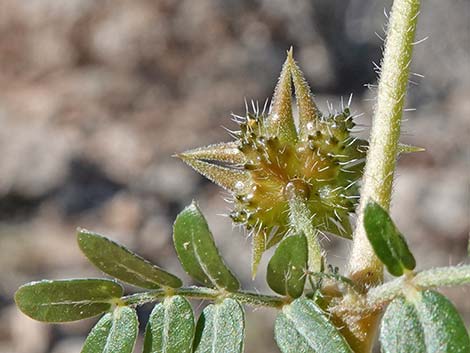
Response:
380,290,470,353
364,201,416,276
173,202,240,291
81,306,138,353
193,298,245,353
143,296,195,353
267,233,308,298
275,298,353,353
15,279,123,322
78,229,182,289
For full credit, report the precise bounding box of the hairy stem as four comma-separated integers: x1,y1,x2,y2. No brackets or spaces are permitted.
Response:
348,0,421,288
287,183,323,273
121,286,286,308
367,265,470,307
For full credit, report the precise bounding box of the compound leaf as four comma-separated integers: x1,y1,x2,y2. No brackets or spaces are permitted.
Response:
173,202,240,291
143,296,195,353
81,306,138,353
275,298,353,353
193,298,245,353
267,233,308,298
78,229,182,289
364,201,416,276
15,279,123,322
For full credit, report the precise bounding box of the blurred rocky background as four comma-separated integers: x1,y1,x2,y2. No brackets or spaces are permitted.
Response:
0,0,468,352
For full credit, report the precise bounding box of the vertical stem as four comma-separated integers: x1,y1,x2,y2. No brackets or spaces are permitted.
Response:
286,183,323,274
348,0,421,288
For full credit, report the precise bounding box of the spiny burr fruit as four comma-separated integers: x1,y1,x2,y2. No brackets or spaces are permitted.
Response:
178,49,367,275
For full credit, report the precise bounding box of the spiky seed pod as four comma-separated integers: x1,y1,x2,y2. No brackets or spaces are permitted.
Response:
178,49,367,274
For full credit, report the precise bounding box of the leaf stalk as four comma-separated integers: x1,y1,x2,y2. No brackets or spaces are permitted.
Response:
367,265,470,308
122,286,287,308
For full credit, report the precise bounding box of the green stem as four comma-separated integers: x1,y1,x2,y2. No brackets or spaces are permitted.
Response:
348,0,421,287
367,265,470,307
121,286,286,308
286,183,323,273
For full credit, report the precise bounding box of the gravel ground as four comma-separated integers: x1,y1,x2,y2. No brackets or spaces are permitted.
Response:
0,1,468,352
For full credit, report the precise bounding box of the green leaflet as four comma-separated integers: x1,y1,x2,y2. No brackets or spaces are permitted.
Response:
380,295,425,352
14,279,123,322
364,201,416,276
267,233,308,298
78,229,182,289
275,298,353,353
173,202,240,291
380,290,470,353
81,306,138,353
193,298,245,353
143,296,195,353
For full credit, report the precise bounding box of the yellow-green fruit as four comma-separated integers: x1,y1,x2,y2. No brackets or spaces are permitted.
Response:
232,109,366,242
178,49,367,273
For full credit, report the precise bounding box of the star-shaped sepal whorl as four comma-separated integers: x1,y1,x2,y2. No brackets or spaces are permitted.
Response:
177,49,367,276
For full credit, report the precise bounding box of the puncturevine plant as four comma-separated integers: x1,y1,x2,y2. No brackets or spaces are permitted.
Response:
14,0,470,352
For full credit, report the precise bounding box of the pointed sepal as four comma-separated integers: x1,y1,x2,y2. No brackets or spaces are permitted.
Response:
289,51,321,141
266,49,298,143
179,156,251,194
251,230,267,278
397,143,425,154
177,142,246,165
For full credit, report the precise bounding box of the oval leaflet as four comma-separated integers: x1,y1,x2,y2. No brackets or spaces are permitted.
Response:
15,279,123,323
